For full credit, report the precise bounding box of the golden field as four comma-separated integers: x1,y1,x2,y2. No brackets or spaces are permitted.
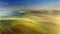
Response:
0,13,60,34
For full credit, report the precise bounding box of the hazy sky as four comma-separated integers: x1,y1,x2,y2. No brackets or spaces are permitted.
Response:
0,0,60,17
0,0,60,10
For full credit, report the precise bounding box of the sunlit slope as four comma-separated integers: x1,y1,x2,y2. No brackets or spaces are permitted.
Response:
0,14,60,34
0,18,47,34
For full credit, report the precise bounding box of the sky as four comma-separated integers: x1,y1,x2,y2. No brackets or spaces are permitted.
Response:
0,0,60,17
0,0,60,10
